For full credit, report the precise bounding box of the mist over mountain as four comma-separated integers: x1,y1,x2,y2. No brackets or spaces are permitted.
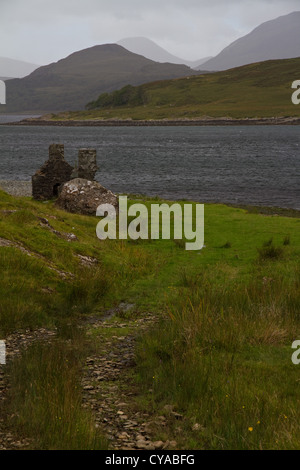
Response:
117,37,212,69
200,11,300,71
3,44,201,113
0,57,39,80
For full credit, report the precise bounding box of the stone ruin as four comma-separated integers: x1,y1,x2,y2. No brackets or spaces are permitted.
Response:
32,143,118,215
32,144,73,200
71,148,98,181
32,144,99,201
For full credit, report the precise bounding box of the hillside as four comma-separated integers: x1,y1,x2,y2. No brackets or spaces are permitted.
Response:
0,189,300,450
200,11,300,71
2,44,201,113
117,37,212,68
50,57,300,121
0,57,39,79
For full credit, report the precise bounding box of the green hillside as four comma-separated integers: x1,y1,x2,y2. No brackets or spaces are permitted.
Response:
1,189,300,449
54,57,300,120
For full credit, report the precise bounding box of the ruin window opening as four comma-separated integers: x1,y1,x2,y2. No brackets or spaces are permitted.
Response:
53,183,61,197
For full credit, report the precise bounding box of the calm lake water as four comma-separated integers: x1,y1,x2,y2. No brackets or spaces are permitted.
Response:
0,120,299,209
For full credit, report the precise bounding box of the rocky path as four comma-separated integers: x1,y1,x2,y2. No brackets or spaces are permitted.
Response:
81,309,179,450
0,306,181,450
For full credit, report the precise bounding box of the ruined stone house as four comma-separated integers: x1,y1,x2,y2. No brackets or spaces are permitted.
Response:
32,144,98,200
32,144,73,200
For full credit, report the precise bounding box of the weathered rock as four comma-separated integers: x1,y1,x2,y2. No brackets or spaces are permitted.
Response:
55,178,118,215
136,440,149,450
192,423,205,432
38,217,78,241
32,144,73,200
153,441,164,449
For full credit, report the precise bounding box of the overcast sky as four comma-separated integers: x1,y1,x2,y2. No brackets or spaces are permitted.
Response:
0,0,299,65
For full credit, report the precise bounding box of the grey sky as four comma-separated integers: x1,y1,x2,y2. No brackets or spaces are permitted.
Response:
0,0,299,65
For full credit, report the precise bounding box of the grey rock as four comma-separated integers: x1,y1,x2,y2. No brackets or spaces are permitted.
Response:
55,178,118,215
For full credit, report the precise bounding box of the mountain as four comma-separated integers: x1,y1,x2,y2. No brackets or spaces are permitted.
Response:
0,57,39,79
3,44,201,113
191,56,213,69
82,57,300,120
117,37,212,68
200,11,300,71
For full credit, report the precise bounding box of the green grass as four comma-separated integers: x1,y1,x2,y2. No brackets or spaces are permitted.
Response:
0,190,163,333
0,189,300,449
131,206,300,449
51,57,300,121
135,269,300,449
7,338,108,450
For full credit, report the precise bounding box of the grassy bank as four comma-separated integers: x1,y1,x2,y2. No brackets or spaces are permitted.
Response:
0,189,300,449
48,57,300,121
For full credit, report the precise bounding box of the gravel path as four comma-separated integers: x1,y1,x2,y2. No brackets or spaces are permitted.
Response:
0,181,32,197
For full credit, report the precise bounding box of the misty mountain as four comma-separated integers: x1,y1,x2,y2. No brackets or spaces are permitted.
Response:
3,44,201,113
117,37,212,68
0,57,39,79
199,11,300,71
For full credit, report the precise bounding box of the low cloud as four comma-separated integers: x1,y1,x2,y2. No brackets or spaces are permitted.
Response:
0,0,299,64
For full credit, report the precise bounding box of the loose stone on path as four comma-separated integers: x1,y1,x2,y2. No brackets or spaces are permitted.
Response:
81,312,178,450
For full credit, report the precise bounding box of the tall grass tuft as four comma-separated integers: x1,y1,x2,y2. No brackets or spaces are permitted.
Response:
257,239,284,261
136,269,300,449
7,340,107,450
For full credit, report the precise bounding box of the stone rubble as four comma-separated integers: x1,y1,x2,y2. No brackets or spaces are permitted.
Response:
81,313,178,451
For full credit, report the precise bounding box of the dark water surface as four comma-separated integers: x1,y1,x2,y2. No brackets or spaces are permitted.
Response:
0,122,299,209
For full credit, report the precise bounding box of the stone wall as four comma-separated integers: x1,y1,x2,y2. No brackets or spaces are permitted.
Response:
71,148,98,180
32,144,73,200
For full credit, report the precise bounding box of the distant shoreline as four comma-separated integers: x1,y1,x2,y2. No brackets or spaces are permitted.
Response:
0,180,32,197
1,181,299,217
2,116,300,127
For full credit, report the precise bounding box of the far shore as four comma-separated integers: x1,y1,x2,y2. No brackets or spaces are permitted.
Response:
1,180,299,218
2,116,300,127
